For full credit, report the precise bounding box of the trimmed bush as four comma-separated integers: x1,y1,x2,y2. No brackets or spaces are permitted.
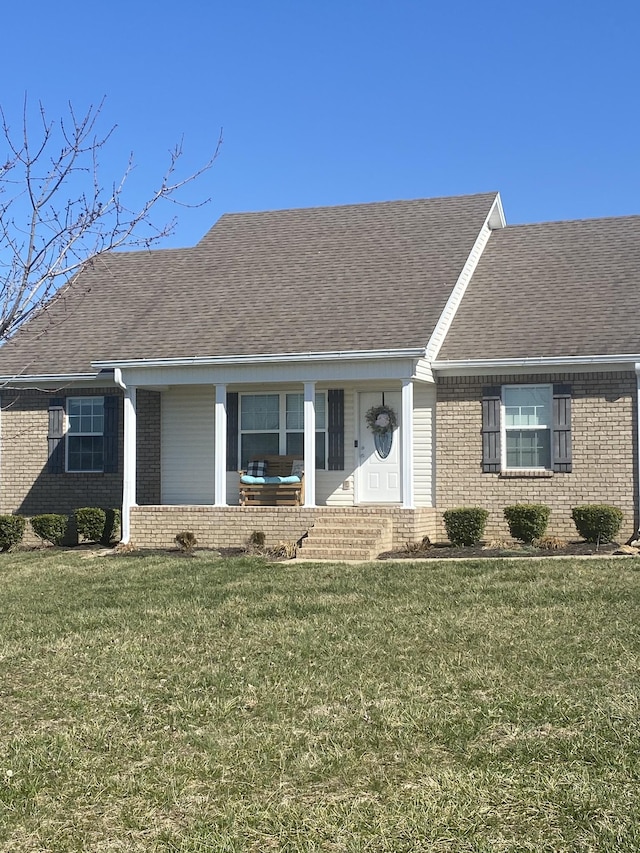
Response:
31,514,69,546
75,507,107,543
0,515,26,551
571,504,624,544
443,507,489,546
102,508,121,545
504,504,550,544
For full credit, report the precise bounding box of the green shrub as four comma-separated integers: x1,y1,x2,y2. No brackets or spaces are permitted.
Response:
75,507,107,543
571,504,624,543
0,515,26,551
443,507,489,546
504,504,550,544
31,514,69,546
102,508,121,545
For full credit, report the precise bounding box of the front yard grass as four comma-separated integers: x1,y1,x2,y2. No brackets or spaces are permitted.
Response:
1,551,639,851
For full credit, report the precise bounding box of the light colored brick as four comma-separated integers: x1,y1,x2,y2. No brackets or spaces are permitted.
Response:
436,372,636,541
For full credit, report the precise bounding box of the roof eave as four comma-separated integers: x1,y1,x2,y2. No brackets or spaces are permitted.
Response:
432,354,640,375
92,348,428,371
0,372,113,388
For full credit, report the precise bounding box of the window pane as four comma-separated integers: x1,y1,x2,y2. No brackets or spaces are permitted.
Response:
68,397,104,434
286,392,326,430
504,387,550,427
241,395,279,431
314,394,326,430
241,433,279,468
506,429,551,469
286,432,303,457
286,432,326,469
68,436,104,471
286,394,304,430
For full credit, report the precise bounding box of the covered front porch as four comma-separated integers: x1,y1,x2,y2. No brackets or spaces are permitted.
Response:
97,349,437,547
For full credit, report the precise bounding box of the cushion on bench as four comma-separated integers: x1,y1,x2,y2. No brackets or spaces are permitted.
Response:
240,475,301,484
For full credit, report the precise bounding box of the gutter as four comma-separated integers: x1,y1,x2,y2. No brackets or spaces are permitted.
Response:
432,354,640,372
92,347,427,371
114,367,135,545
0,373,106,386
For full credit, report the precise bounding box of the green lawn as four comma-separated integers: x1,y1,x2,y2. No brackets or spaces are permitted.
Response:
1,551,639,852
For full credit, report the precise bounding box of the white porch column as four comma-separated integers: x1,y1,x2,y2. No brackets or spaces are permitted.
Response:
303,381,316,507
401,379,415,509
214,384,228,506
121,385,137,543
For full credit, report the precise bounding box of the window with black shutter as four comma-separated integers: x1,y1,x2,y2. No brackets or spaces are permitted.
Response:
482,384,572,473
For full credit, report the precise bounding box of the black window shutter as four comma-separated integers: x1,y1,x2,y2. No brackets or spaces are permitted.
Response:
482,387,501,473
552,384,572,472
103,396,119,473
47,398,66,474
327,389,345,471
226,392,239,471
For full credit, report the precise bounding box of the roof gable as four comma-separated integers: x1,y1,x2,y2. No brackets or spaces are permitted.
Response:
438,215,640,361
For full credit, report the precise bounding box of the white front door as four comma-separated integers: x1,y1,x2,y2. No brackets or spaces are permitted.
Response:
357,391,401,503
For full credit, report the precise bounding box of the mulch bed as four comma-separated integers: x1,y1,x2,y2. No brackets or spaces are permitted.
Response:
378,541,622,560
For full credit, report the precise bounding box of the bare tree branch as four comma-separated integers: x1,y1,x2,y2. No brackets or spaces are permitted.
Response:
0,96,221,341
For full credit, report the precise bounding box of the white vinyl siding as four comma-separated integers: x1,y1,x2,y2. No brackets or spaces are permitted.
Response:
413,384,435,506
161,386,215,504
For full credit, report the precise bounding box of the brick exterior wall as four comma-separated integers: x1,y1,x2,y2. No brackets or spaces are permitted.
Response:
436,372,637,541
136,390,161,505
0,388,124,518
130,506,438,550
0,387,161,519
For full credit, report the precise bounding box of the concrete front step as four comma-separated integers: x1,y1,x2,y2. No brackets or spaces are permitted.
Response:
305,534,383,547
311,516,392,528
307,526,389,538
299,516,393,561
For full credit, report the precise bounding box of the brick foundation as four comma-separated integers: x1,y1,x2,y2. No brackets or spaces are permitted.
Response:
130,505,438,550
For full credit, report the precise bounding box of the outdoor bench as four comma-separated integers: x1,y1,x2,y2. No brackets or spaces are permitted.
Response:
239,454,305,506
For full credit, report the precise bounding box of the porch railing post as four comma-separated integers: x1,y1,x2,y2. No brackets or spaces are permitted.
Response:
304,381,316,507
401,379,414,508
214,384,228,506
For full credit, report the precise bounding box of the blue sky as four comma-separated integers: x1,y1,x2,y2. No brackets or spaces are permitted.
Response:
2,0,639,247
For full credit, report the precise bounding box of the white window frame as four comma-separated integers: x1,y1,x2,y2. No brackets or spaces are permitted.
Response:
66,396,105,473
501,384,553,471
239,391,328,469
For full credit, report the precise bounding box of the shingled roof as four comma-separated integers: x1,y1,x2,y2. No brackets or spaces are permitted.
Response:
438,215,640,361
0,193,498,378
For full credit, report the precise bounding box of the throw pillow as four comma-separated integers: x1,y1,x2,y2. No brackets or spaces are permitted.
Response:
246,459,268,477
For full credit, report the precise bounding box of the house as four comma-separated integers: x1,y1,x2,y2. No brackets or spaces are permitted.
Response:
0,191,638,558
